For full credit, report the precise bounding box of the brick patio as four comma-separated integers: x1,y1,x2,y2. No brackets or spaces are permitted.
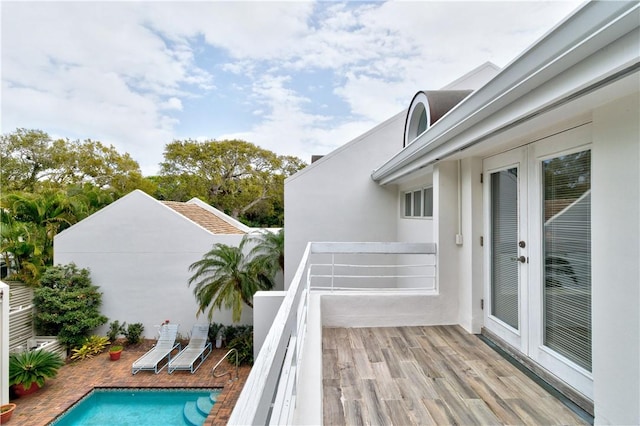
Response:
7,343,250,426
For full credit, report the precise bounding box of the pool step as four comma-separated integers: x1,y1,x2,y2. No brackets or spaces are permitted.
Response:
183,401,206,426
210,392,218,404
196,396,214,416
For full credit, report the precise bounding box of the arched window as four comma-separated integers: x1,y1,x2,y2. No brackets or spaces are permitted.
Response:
403,90,473,147
404,92,430,147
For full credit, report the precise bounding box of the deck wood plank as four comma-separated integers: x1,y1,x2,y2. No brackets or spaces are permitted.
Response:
385,399,414,425
322,326,588,426
397,362,439,399
464,374,526,424
347,327,366,350
370,362,401,400
323,348,340,380
339,361,358,388
421,398,460,425
361,328,384,362
361,379,392,425
343,400,365,426
432,377,481,425
322,378,345,425
464,398,505,425
351,348,376,379
388,336,413,362
466,359,518,400
323,326,338,350
409,346,443,379
381,347,405,379
507,398,556,425
403,396,439,426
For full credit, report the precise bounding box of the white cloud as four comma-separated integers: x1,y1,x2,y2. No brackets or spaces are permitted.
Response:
1,1,213,174
1,0,583,175
160,97,183,111
217,72,379,162
141,2,315,60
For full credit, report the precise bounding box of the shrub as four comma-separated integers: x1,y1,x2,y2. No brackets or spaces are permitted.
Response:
123,323,144,345
227,326,253,366
85,335,110,352
70,335,110,361
107,320,126,341
208,323,226,343
70,345,94,361
33,264,108,350
224,324,251,345
9,349,65,389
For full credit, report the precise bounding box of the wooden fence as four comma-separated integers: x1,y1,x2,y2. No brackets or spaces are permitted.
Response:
8,283,34,352
7,282,66,357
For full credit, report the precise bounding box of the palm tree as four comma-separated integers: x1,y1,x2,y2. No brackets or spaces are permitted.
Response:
247,228,284,275
188,238,275,322
0,190,87,283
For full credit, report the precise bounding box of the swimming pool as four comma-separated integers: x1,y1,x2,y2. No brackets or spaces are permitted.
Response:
51,388,221,426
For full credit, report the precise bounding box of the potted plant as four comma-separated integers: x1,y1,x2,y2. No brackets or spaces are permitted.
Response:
9,349,65,396
208,323,226,349
109,345,123,361
1,403,17,423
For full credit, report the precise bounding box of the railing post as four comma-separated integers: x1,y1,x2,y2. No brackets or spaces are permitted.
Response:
331,253,335,292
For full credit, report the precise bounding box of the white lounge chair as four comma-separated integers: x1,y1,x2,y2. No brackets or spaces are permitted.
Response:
168,324,212,374
131,324,181,374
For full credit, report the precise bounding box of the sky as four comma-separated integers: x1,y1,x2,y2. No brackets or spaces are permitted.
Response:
1,1,583,176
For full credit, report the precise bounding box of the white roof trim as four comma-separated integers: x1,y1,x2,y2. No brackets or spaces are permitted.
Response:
372,1,639,184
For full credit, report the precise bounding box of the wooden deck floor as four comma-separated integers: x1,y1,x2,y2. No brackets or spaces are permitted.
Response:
323,325,588,425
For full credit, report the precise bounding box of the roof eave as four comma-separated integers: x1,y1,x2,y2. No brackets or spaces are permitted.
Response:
372,1,639,184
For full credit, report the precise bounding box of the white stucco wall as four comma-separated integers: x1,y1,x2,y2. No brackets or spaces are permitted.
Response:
253,291,285,359
591,93,640,425
457,157,484,333
432,161,461,325
54,190,252,339
396,172,435,244
284,113,404,288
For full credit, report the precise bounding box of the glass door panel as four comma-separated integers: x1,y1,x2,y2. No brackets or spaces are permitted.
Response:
542,149,592,371
484,147,527,351
491,168,520,330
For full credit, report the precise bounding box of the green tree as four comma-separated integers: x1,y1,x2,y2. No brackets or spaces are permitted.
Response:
0,128,154,194
0,185,119,284
0,209,37,280
0,190,87,284
247,229,285,277
0,128,53,192
33,264,108,350
188,238,275,323
157,139,305,226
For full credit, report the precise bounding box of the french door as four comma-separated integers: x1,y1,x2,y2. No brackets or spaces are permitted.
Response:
484,125,593,398
483,148,528,351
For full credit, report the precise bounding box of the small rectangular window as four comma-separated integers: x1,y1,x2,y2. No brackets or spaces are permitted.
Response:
404,193,412,216
403,186,433,218
423,187,433,217
413,190,422,216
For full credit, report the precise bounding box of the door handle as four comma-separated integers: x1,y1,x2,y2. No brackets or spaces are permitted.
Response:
510,256,527,263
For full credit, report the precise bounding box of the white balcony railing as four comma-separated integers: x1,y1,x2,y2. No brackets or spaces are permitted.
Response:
228,242,437,425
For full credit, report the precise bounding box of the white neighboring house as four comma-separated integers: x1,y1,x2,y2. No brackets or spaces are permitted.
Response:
284,62,499,285
238,2,639,425
54,189,271,339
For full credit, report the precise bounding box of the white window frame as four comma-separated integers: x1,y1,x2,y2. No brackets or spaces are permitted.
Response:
403,186,433,218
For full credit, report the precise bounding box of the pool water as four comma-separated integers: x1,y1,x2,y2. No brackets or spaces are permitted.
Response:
51,388,221,426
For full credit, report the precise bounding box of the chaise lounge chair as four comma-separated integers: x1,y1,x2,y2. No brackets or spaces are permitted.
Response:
168,324,212,374
131,323,181,374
